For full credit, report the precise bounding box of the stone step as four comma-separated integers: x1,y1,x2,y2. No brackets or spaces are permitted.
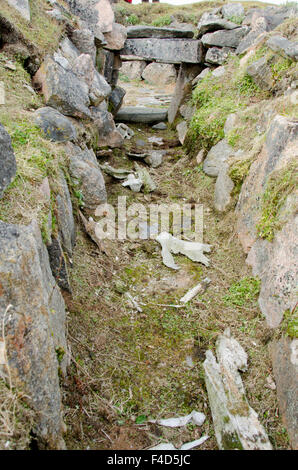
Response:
116,106,167,123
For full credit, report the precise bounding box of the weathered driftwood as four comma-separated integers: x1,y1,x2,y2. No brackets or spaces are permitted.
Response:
203,329,272,450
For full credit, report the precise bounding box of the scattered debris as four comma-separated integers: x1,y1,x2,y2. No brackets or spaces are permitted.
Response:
99,163,131,179
149,435,209,450
203,328,272,450
134,163,157,193
116,123,134,140
180,277,211,303
79,211,107,254
125,293,143,313
122,174,143,192
148,136,164,146
144,150,165,168
149,410,205,427
156,232,211,270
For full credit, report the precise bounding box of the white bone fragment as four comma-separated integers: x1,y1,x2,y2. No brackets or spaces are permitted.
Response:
180,277,211,303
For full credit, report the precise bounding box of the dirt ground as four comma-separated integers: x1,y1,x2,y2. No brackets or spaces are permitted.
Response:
62,80,290,451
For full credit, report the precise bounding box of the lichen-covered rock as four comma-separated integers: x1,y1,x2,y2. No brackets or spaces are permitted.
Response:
204,329,272,450
70,29,97,63
271,337,298,449
56,172,76,259
120,60,147,80
236,17,268,55
66,0,114,34
142,63,177,85
47,237,72,293
201,27,249,48
203,139,234,177
33,56,91,119
6,0,30,21
58,37,80,64
221,3,245,20
266,35,298,61
214,163,234,212
246,56,274,91
197,16,240,36
68,143,107,209
126,25,195,39
72,54,111,106
104,23,127,51
168,64,201,124
35,107,77,142
205,47,233,65
91,103,124,147
176,120,188,145
0,219,67,449
0,123,17,198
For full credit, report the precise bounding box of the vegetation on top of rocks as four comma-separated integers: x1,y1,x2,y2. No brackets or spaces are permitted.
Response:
257,160,298,242
281,306,298,339
229,157,253,194
151,15,172,27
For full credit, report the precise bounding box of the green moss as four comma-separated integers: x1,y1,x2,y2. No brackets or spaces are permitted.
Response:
281,307,298,339
55,347,65,364
223,277,261,307
257,161,298,241
271,57,294,81
226,15,244,25
229,157,253,194
221,431,244,450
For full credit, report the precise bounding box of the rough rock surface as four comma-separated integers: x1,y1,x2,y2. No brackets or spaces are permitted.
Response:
68,143,107,210
56,172,76,259
221,3,245,19
33,57,91,119
142,63,177,85
0,220,67,449
176,120,188,145
58,37,80,64
35,107,77,142
271,337,298,449
120,60,147,80
266,35,298,61
214,163,234,212
116,107,167,124
6,0,30,21
126,25,195,39
168,64,201,124
104,23,127,51
197,17,240,36
121,38,203,64
201,27,249,48
0,123,17,198
205,47,232,65
47,237,72,293
246,56,274,91
108,86,126,115
203,139,234,177
91,103,124,147
204,329,272,450
70,29,97,63
66,0,114,34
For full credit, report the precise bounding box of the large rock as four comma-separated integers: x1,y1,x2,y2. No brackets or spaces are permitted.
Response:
214,163,234,212
70,29,97,63
236,17,268,55
0,123,17,198
126,25,195,39
201,27,249,48
266,36,298,62
204,329,272,450
246,216,298,328
176,120,188,145
236,115,298,252
221,3,245,20
142,63,177,85
56,172,76,259
103,23,127,51
120,38,203,64
246,56,274,91
72,53,111,106
47,237,72,293
203,139,234,177
120,60,147,80
205,47,233,65
58,37,80,64
108,86,126,116
0,219,67,449
197,16,240,36
66,0,114,34
34,107,77,142
116,107,167,124
91,103,124,147
168,64,201,124
33,57,91,119
68,143,107,210
6,0,30,21
271,337,298,449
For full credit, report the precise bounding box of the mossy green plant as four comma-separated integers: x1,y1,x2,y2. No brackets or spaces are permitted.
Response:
229,157,253,194
281,306,298,339
151,15,172,27
257,161,298,241
223,277,261,307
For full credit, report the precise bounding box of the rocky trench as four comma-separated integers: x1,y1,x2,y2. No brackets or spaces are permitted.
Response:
0,0,297,451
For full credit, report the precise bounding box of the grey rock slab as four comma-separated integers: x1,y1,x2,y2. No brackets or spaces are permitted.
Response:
271,337,298,450
120,38,203,65
66,0,114,34
142,63,177,85
35,107,77,142
56,172,76,259
109,86,126,116
33,57,91,119
104,23,127,51
68,143,107,210
0,219,67,449
177,120,188,145
205,47,233,65
266,35,298,62
214,163,234,212
201,27,249,48
6,0,30,21
0,123,17,198
168,64,201,124
246,56,274,91
70,29,97,63
221,3,245,20
58,37,80,64
116,107,167,124
91,105,124,148
120,60,147,80
47,236,72,293
126,25,195,39
204,328,272,450
197,17,240,36
203,139,233,177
